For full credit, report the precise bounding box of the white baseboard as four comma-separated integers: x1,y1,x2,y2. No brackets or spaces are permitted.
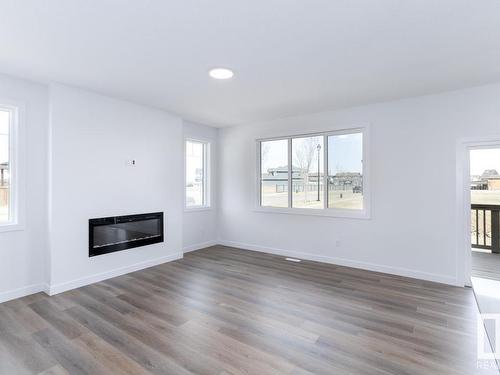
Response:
0,283,48,304
218,240,458,286
183,240,217,253
48,252,184,296
1,240,458,304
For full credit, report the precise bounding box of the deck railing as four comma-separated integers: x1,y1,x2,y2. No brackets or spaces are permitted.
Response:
472,204,500,253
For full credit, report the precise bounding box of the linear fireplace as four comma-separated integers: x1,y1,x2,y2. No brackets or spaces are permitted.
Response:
89,212,164,257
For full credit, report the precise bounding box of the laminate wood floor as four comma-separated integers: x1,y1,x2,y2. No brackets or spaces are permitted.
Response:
472,251,500,281
0,246,497,375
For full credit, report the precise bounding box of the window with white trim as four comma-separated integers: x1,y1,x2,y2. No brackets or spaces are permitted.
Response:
258,128,367,216
0,106,16,225
185,140,210,208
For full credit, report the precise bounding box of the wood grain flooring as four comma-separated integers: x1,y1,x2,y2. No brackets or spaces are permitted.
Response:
472,251,500,281
0,245,498,375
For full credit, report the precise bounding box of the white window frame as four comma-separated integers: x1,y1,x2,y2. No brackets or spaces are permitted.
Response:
0,101,24,232
184,138,211,211
255,126,370,219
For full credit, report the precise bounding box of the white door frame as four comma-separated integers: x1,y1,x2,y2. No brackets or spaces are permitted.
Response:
456,136,500,287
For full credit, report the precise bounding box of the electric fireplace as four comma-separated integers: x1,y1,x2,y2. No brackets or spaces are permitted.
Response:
89,212,164,257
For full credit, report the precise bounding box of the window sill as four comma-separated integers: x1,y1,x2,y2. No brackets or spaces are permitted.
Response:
0,222,25,233
252,207,370,220
184,206,213,213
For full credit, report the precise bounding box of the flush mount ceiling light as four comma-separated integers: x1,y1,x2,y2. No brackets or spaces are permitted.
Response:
209,67,234,80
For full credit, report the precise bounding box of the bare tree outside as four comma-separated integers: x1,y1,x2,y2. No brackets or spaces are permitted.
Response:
292,136,323,207
259,132,363,210
293,137,318,172
261,142,271,166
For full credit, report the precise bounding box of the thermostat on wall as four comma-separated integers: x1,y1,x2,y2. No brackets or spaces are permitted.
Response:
127,159,137,166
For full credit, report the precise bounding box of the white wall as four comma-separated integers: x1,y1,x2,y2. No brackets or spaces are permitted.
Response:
0,74,49,302
0,77,220,302
182,120,218,252
2,72,500,302
218,83,500,286
48,84,184,293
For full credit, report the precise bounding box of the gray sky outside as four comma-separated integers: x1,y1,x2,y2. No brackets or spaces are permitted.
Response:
328,133,362,175
470,148,500,176
261,139,288,172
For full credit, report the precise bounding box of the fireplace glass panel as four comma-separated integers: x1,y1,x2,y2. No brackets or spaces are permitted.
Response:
89,212,164,257
93,219,161,248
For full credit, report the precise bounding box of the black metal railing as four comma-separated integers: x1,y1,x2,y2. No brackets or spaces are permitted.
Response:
472,204,500,253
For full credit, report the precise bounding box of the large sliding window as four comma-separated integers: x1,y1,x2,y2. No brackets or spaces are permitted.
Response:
185,139,210,209
258,128,368,217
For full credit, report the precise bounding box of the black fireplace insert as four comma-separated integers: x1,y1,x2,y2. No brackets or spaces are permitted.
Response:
89,212,164,257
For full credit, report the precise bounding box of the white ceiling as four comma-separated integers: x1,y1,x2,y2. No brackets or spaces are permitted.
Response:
0,1,499,127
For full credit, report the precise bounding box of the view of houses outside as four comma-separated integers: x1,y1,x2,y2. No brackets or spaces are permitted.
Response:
292,135,324,209
0,110,9,223
471,148,500,205
470,148,500,248
327,133,363,210
260,133,363,210
261,139,288,207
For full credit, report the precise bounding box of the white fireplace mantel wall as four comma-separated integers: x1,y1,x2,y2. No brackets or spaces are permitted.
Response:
0,76,219,303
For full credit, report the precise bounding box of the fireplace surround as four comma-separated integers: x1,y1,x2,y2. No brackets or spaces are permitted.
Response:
89,212,164,257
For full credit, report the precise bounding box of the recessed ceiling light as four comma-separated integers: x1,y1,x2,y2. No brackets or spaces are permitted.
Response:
209,68,234,80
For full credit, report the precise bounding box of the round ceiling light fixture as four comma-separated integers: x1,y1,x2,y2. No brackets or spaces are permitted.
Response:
209,67,234,80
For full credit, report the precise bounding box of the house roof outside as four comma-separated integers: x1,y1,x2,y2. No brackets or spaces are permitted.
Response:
482,169,500,178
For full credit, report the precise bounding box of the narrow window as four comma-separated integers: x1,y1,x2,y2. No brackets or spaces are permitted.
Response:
185,140,209,208
0,108,11,224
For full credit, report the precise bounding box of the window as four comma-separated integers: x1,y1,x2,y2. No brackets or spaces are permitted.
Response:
185,140,210,208
327,132,363,210
260,139,288,207
292,135,324,209
257,128,368,217
0,106,15,225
